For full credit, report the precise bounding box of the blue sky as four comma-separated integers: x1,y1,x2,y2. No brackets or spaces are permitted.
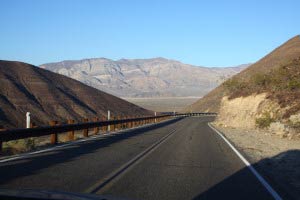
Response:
0,0,299,66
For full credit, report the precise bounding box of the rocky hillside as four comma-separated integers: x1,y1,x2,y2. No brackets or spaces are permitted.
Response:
40,58,249,98
190,35,300,137
0,60,151,128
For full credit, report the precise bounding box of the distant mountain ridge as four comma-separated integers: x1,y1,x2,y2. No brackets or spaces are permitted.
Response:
40,58,250,98
0,60,150,128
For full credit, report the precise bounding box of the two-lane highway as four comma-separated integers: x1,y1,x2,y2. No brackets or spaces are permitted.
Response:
0,117,278,199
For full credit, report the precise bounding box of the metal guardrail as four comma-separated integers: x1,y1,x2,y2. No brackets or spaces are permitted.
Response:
0,112,216,153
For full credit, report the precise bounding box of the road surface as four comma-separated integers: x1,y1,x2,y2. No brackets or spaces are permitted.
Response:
0,117,277,199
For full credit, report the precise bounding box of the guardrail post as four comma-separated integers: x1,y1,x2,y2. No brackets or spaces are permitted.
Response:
134,119,137,127
93,117,99,135
122,117,125,129
134,117,137,127
126,117,130,128
124,117,127,129
122,116,125,129
117,116,121,130
118,116,121,130
26,112,30,128
129,117,133,128
101,116,106,133
30,122,36,128
67,119,75,141
49,120,58,144
115,116,118,130
125,117,128,128
107,110,111,132
121,117,125,129
132,117,135,127
114,116,117,130
83,118,89,137
123,117,126,129
111,117,115,131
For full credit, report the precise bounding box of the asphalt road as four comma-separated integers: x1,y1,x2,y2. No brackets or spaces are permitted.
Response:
0,117,276,200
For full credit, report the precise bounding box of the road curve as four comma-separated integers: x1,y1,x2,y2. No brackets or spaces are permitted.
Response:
0,117,276,199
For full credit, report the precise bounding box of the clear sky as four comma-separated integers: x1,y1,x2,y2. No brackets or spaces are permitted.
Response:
0,0,299,67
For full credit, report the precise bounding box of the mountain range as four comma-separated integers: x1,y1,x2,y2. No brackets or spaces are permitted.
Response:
40,58,250,98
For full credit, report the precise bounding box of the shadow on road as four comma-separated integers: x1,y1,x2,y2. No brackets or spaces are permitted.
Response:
0,117,184,185
2,116,296,200
193,149,300,200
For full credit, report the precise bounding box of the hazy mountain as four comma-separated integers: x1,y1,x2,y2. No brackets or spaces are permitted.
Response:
40,58,250,98
0,60,150,128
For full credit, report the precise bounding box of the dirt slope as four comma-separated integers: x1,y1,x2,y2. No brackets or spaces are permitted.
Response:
0,60,151,128
189,35,300,114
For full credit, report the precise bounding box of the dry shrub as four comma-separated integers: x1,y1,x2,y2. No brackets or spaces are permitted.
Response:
255,112,275,128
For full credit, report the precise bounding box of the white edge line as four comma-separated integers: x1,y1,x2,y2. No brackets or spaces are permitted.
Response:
0,117,180,164
208,123,282,200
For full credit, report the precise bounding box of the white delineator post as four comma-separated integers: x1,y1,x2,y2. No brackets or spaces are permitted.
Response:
107,110,111,132
26,112,31,128
154,112,157,123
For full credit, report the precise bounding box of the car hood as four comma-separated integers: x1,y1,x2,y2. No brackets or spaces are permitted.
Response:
0,188,132,200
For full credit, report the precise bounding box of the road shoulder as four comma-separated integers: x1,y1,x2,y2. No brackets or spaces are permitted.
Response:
210,123,300,200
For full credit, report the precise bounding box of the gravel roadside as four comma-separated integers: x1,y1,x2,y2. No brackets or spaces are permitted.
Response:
212,124,300,200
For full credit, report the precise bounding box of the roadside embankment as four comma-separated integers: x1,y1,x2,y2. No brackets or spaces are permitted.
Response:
212,124,300,199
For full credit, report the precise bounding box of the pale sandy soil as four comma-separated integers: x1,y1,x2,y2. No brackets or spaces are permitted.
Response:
124,97,200,112
213,124,300,200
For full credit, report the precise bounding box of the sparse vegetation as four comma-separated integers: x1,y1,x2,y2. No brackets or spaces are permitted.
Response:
287,120,300,129
223,57,300,118
223,78,247,93
252,73,272,87
224,57,300,94
255,112,275,128
192,36,300,117
3,138,36,155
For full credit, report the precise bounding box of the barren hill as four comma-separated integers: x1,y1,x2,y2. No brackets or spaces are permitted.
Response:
40,58,249,98
190,35,300,131
0,60,151,128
